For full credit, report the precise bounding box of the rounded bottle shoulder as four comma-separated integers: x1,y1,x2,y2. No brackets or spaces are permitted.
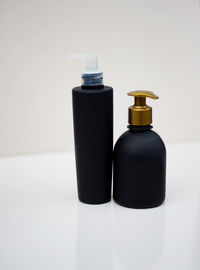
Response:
114,129,166,156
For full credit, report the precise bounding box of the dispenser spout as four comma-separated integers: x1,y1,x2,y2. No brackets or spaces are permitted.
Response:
69,54,103,86
127,90,159,126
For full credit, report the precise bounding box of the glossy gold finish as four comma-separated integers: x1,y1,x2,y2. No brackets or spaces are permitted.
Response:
127,90,159,126
128,91,158,99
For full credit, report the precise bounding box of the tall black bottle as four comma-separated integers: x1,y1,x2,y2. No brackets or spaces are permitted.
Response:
72,55,113,204
113,91,166,208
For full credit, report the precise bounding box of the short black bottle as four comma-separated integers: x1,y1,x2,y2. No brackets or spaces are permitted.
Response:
72,55,113,204
113,91,166,208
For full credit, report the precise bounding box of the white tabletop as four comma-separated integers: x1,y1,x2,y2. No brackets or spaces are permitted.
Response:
0,142,200,270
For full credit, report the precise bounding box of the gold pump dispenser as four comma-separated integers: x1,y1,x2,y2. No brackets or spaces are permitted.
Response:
127,91,159,126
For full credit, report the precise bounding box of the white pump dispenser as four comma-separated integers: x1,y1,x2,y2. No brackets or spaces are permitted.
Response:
70,54,103,86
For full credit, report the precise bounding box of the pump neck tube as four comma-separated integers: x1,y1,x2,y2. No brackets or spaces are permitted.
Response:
81,72,103,87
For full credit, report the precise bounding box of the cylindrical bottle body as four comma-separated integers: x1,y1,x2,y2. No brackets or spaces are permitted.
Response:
113,128,166,208
72,86,113,204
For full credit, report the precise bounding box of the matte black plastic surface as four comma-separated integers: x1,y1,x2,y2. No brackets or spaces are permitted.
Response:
113,125,166,208
72,85,113,204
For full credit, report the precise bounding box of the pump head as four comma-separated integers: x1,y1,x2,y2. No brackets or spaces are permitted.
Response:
127,90,159,126
69,54,103,86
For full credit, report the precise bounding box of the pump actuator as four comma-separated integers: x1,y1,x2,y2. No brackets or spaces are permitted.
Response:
69,54,103,86
127,91,159,126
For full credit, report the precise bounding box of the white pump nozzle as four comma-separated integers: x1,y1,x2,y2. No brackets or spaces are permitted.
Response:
69,54,101,74
85,55,98,73
69,54,103,86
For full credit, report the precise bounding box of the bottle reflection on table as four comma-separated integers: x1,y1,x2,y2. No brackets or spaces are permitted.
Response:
76,202,112,270
112,204,165,270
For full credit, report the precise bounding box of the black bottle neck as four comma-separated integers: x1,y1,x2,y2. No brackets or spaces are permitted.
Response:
81,85,104,90
128,125,153,132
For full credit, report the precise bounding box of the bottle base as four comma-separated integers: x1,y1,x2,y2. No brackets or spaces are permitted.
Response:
78,197,111,205
114,198,165,209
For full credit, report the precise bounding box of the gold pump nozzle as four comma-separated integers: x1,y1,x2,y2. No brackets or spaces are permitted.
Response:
127,90,159,126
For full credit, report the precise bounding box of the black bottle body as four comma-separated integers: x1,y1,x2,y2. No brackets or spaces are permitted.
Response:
113,125,166,208
72,86,113,204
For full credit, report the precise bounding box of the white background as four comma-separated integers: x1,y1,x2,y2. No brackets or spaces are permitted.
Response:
0,0,200,156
